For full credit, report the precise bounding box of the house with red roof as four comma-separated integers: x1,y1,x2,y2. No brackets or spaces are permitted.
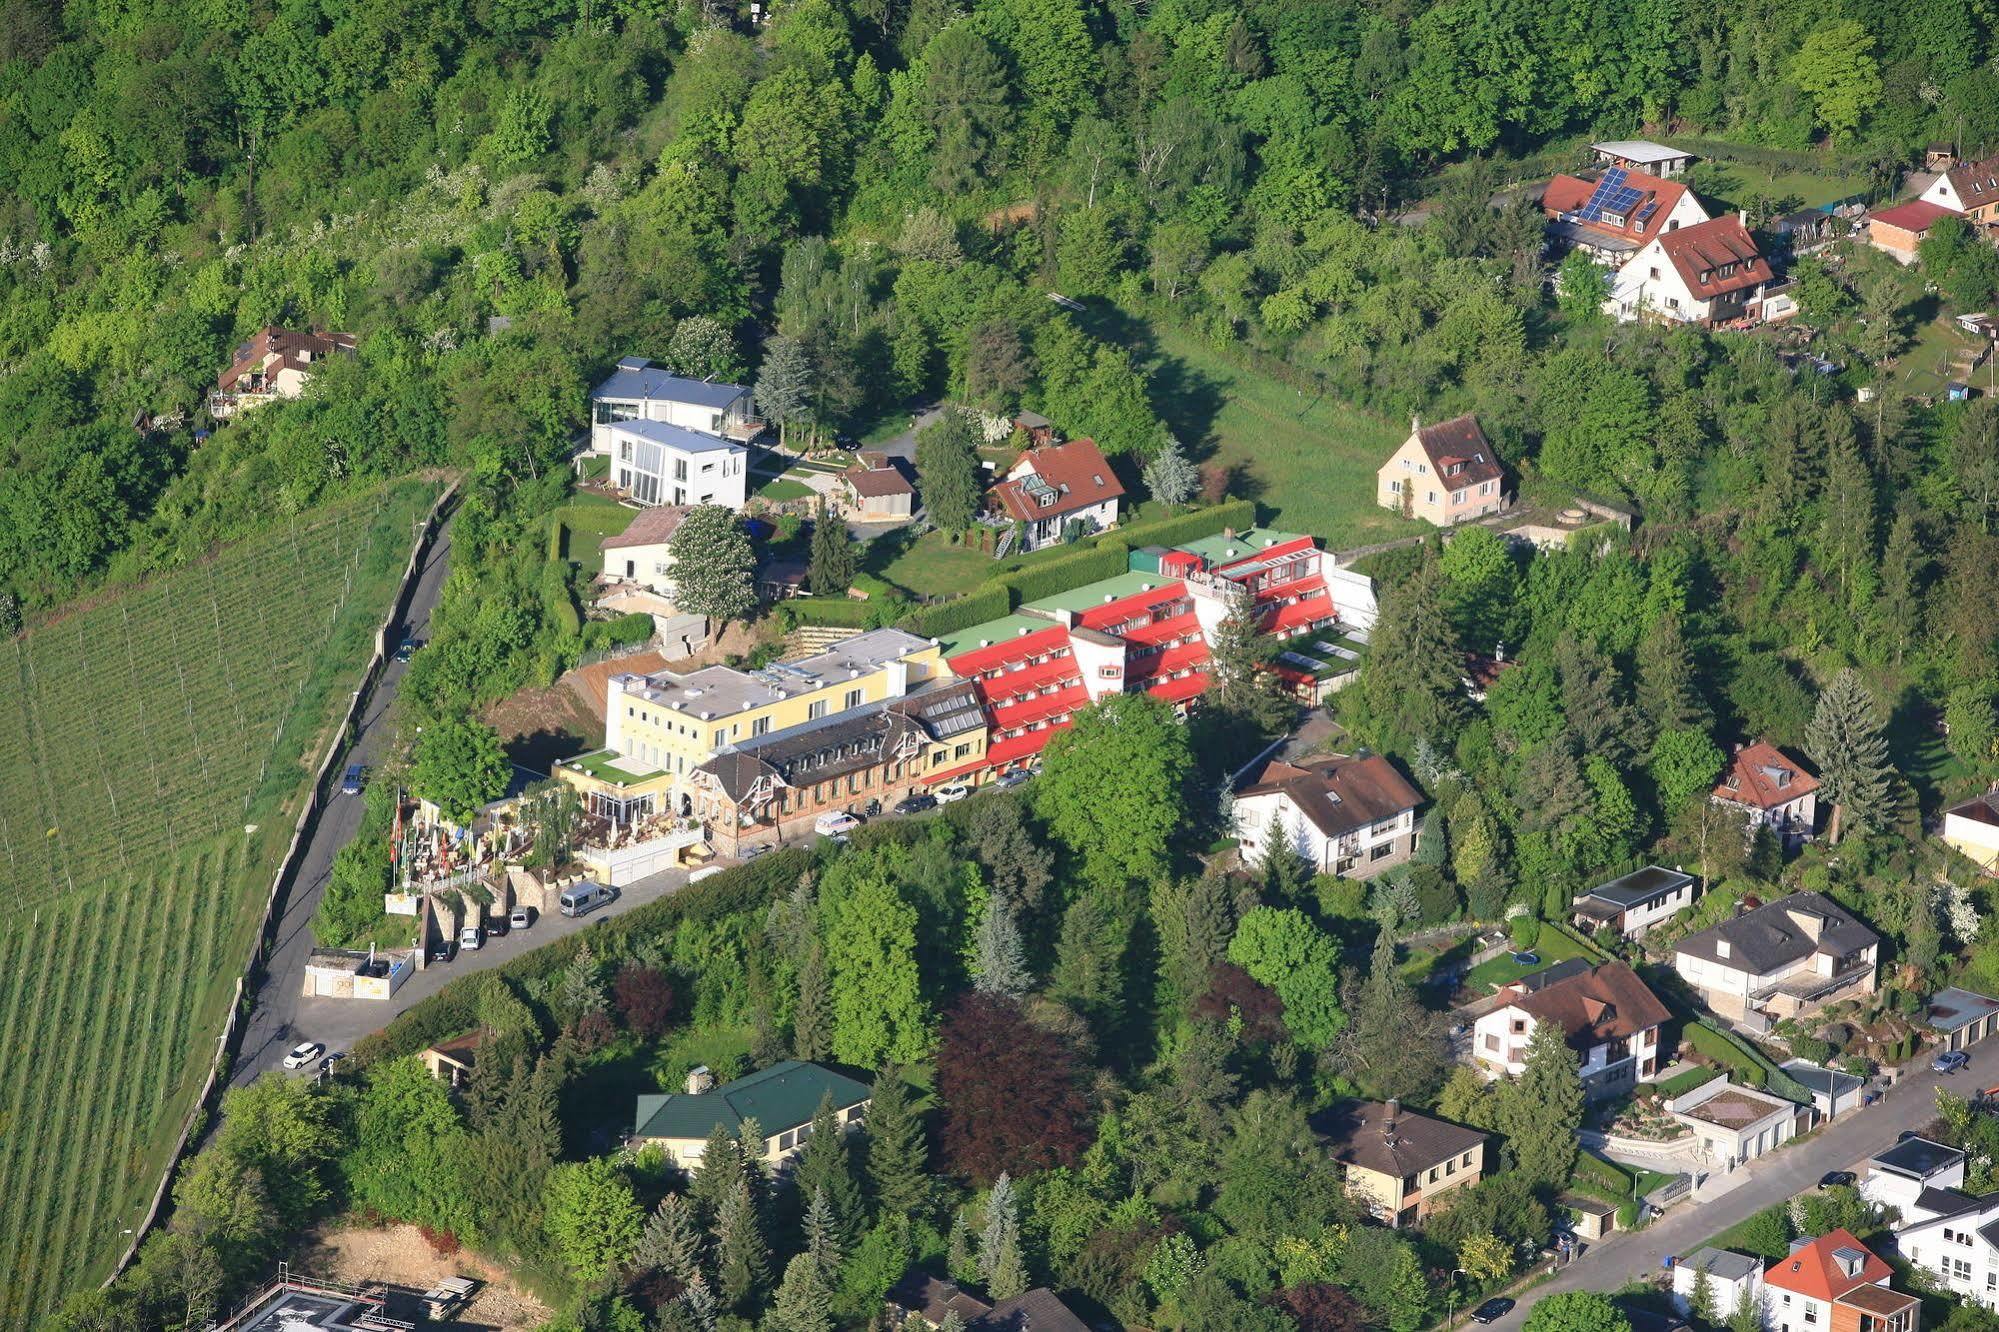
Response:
1471,960,1671,1100
1712,740,1819,845
1869,200,1961,265
210,327,358,419
1607,215,1775,325
1375,414,1507,527
1762,1231,1917,1332
1232,754,1424,879
1916,150,1999,227
1541,167,1710,263
989,438,1124,551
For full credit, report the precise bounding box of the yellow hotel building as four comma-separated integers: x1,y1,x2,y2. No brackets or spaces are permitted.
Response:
558,628,947,821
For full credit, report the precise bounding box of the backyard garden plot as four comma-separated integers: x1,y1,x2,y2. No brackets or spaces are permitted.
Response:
0,481,438,914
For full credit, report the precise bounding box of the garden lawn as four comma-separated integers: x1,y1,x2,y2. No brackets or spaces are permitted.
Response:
553,493,638,571
755,477,815,502
1463,922,1602,993
1893,317,1988,398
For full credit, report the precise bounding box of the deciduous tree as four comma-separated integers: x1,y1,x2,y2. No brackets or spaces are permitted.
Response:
936,993,1091,1182
668,505,757,624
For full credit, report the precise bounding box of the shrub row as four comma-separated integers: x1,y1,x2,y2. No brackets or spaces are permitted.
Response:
1110,497,1257,553
1685,1020,1768,1087
993,540,1130,603
353,847,818,1065
784,597,879,628
1656,1064,1723,1099
900,583,1011,639
1574,1150,1636,1197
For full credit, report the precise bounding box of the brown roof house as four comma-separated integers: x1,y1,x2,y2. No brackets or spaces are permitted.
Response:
990,438,1124,551
1942,791,1999,874
840,451,916,521
600,505,691,597
211,327,358,419
1917,151,1999,225
1541,168,1710,262
1473,960,1672,1099
1231,755,1424,879
420,1031,482,1089
1672,891,1878,1028
1317,1098,1488,1228
1869,200,1960,265
1375,414,1506,527
1607,215,1774,325
1712,740,1819,846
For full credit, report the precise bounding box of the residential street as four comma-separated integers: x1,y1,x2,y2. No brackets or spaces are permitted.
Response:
1483,1037,1999,1329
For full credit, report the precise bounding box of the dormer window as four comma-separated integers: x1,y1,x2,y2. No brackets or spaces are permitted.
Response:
1038,492,1055,508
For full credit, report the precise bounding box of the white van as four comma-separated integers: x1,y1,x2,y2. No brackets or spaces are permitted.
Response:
559,882,614,917
688,865,726,885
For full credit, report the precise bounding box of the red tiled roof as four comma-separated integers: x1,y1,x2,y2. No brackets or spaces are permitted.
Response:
1656,217,1773,300
1763,1230,1893,1302
1513,961,1671,1049
1128,641,1210,680
1213,535,1320,577
1238,754,1423,840
1266,594,1336,634
1543,170,1690,247
216,326,357,392
602,505,691,549
990,683,1089,731
1073,582,1188,633
1406,415,1504,488
1117,610,1201,649
977,655,1081,703
1871,200,1959,233
1146,672,1210,704
947,623,1070,676
1713,740,1818,810
991,439,1125,523
985,728,1063,766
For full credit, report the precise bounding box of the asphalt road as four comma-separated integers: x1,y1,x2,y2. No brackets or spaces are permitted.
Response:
1483,1038,1999,1328
230,517,455,1085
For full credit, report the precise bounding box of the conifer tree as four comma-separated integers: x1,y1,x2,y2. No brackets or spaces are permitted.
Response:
864,1067,930,1219
756,334,814,450
1806,668,1897,843
1495,1019,1582,1187
1636,613,1708,735
1259,812,1310,902
688,1123,743,1224
680,1276,718,1332
1872,509,1923,666
1690,1264,1718,1327
793,1096,863,1243
713,1177,771,1311
1334,914,1448,1102
1143,433,1198,508
1818,409,1876,608
947,1213,978,1286
803,1185,844,1280
1356,554,1465,745
634,1191,706,1284
978,1173,1028,1301
972,891,1031,997
765,1252,834,1332
1556,634,1640,766
807,500,855,596
791,938,832,1062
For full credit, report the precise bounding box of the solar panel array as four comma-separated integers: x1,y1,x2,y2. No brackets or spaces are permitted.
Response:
1574,166,1646,224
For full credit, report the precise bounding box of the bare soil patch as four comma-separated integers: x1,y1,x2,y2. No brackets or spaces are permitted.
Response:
294,1223,550,1331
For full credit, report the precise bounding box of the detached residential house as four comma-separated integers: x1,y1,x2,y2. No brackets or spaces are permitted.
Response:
1864,1136,1967,1220
1667,1077,1804,1173
1375,414,1506,527
589,357,758,453
1542,167,1709,264
1917,152,1999,226
990,438,1124,551
1318,1098,1488,1228
1592,140,1696,178
1472,960,1670,1099
1713,741,1819,846
605,419,749,511
1571,865,1697,938
1893,1171,1999,1306
600,505,691,596
631,1060,870,1170
1869,201,1961,264
841,452,916,520
1672,1249,1763,1319
1942,792,1999,872
1233,754,1424,879
1607,216,1774,325
1762,1231,1918,1332
1673,892,1878,1027
211,327,357,419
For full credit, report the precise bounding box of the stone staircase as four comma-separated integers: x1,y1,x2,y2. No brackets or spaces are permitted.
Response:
783,624,863,656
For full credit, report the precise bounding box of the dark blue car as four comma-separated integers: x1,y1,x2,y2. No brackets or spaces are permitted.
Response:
340,763,364,795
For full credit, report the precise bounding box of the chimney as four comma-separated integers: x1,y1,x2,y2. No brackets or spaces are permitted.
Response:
1411,413,1421,435
686,1065,716,1095
1738,208,1748,227
1383,1098,1400,1133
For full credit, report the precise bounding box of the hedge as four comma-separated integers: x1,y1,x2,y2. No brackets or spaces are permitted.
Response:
1657,1065,1723,1099
900,582,1011,639
1685,1021,1768,1087
352,847,818,1065
1574,1150,1636,1197
1109,498,1257,553
993,540,1131,603
785,596,878,628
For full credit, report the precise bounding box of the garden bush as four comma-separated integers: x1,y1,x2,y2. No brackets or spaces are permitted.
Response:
1656,1065,1722,1099
1685,1021,1768,1087
1106,498,1257,554
900,582,1010,638
994,541,1131,603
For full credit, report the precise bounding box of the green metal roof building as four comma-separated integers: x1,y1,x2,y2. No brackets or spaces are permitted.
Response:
633,1060,872,1160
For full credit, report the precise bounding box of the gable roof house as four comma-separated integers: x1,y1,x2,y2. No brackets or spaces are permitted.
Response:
840,452,916,520
1541,167,1710,263
1375,414,1507,527
1868,200,1962,264
1232,755,1424,880
990,438,1125,552
1917,151,1999,226
1942,791,1999,873
603,419,750,512
589,357,758,453
1472,961,1672,1099
1673,1249,1763,1319
1764,1231,1918,1332
1571,865,1698,939
1607,215,1775,326
632,1060,871,1170
1673,892,1878,1029
1317,1098,1488,1228
1712,741,1819,846
210,327,358,419
600,505,692,597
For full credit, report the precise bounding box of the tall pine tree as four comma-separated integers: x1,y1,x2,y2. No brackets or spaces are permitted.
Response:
807,500,856,595
863,1066,930,1219
1636,613,1708,735
1806,668,1897,842
712,1176,771,1311
1142,434,1198,508
1356,554,1465,747
793,1095,864,1244
972,891,1031,997
1496,1019,1582,1188
756,334,815,450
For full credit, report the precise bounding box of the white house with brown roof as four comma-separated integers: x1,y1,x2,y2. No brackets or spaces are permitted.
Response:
1472,960,1671,1100
1233,754,1424,878
1317,1099,1488,1228
1712,740,1819,845
1542,168,1710,263
211,327,358,419
1918,152,1999,227
1764,1231,1918,1332
1673,892,1878,1027
1375,415,1506,527
601,505,690,596
1607,216,1773,325
990,438,1124,550
1943,793,1999,873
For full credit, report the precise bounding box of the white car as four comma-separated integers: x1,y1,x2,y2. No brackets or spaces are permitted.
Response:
282,1041,325,1070
935,782,972,804
814,811,861,836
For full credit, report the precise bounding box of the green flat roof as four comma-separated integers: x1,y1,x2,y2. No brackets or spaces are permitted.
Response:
634,1060,871,1141
563,749,659,782
1174,528,1314,563
1022,570,1178,616
938,612,1064,658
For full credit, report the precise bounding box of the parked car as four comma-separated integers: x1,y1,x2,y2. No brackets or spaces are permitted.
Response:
1470,1300,1515,1325
283,1041,325,1070
430,945,455,964
318,1051,348,1073
1935,1050,1972,1075
1819,1170,1856,1189
340,763,365,795
394,636,419,662
995,768,1034,789
892,793,937,816
510,906,532,931
689,865,726,884
815,811,862,837
740,843,773,862
559,882,615,917
485,916,508,938
935,782,972,804
459,924,483,951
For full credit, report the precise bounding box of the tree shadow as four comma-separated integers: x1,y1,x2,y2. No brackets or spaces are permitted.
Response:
505,726,589,772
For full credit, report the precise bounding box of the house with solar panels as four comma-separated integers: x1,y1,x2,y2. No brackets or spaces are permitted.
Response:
1542,166,1710,265
1607,215,1776,326
588,356,760,453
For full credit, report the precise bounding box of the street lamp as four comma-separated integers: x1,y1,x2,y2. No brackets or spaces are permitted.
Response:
1447,1268,1471,1330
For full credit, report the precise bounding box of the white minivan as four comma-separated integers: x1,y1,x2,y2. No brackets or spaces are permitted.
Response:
459,923,483,951
559,881,615,917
